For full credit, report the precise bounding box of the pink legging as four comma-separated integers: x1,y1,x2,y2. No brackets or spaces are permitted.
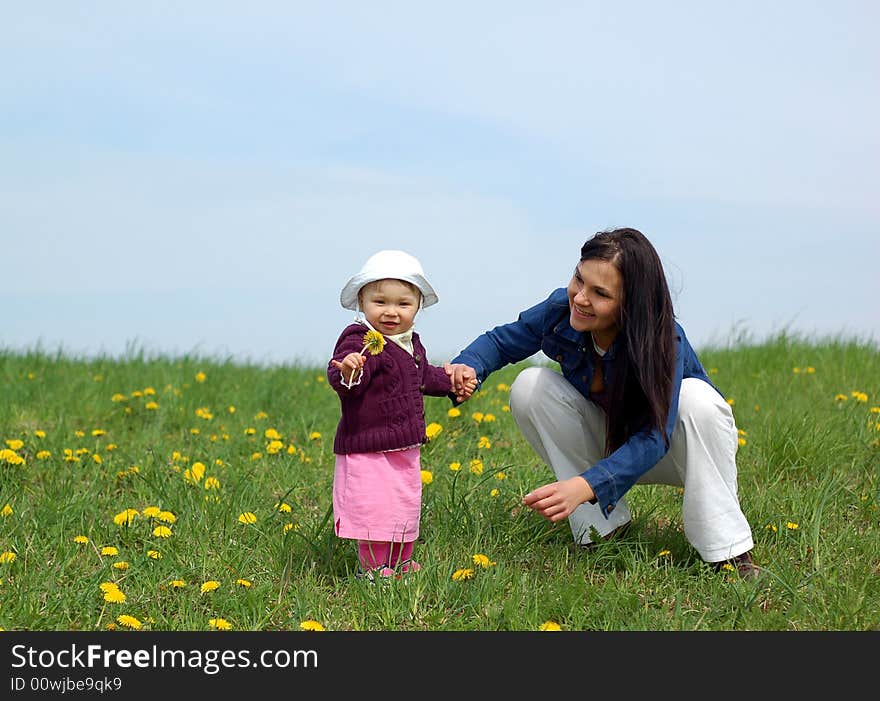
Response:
357,540,414,570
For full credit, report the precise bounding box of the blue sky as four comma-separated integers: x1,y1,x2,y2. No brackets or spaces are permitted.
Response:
2,2,878,367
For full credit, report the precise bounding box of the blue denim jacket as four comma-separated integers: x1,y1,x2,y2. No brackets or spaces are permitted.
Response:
451,287,720,518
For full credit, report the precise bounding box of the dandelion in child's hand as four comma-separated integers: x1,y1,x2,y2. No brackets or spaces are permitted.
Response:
361,330,386,356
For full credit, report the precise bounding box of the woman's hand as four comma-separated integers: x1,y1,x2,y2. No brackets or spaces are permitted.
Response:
444,363,477,403
522,476,595,522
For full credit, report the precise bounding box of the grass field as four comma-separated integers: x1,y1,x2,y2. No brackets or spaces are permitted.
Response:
1,333,877,631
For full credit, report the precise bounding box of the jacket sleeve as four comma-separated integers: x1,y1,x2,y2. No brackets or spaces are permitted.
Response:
421,362,453,396
450,290,557,387
580,331,686,518
326,328,377,397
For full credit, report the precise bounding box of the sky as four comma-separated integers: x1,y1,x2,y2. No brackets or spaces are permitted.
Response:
2,2,878,368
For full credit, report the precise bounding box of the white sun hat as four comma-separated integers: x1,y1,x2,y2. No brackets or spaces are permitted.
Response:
340,250,438,311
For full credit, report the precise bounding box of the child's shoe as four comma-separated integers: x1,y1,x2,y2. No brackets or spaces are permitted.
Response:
400,559,421,573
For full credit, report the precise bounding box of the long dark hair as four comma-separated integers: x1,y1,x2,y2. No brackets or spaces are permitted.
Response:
581,228,676,452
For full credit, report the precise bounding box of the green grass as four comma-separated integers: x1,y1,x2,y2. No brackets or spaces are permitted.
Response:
0,333,877,631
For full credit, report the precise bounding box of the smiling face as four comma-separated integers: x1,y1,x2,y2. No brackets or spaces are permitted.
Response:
359,278,420,335
567,258,623,348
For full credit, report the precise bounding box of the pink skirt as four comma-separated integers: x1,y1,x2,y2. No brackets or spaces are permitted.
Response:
333,447,422,542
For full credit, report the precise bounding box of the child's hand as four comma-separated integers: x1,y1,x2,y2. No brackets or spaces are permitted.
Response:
331,352,366,386
459,378,478,401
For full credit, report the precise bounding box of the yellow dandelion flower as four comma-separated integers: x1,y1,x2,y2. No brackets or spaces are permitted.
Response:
112,561,129,570
447,407,461,418
309,432,321,440
157,511,176,524
73,535,89,544
539,621,562,631
5,439,24,450
152,526,172,538
494,471,507,480
147,550,162,560
299,620,325,631
170,579,186,588
264,428,282,440
99,582,120,593
786,521,799,530
201,580,220,593
204,476,221,490
765,524,778,532
483,414,496,422
274,502,291,513
496,383,510,391
283,523,297,533
100,546,119,556
116,615,142,630
449,461,462,472
835,394,848,401
452,568,474,581
184,461,206,484
472,554,496,568
209,618,232,630
0,449,25,465
251,452,263,461
104,589,126,604
266,440,284,454
469,459,484,476
490,488,499,497
113,509,139,526
34,429,46,438
111,393,127,402
145,401,159,411
1,504,12,517
143,387,156,396
195,371,206,383
142,506,160,518
91,429,105,437
478,436,492,449
725,398,735,406
36,450,51,459
852,391,868,402
0,551,17,564
425,423,443,440
658,549,671,557
738,438,747,446
236,578,252,588
244,427,256,436
471,412,484,423
361,329,386,355
420,470,433,485
238,512,257,525
871,407,880,414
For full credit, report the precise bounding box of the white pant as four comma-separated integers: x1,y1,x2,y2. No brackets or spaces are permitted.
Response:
509,367,754,562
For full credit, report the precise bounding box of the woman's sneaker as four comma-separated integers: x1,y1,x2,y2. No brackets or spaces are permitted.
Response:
714,551,762,580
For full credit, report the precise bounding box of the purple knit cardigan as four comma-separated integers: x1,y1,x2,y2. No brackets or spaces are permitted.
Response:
327,323,453,455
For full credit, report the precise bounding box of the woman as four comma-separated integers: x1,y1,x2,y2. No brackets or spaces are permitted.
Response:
447,228,758,578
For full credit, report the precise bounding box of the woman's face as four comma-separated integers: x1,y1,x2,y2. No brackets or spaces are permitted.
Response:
567,258,622,347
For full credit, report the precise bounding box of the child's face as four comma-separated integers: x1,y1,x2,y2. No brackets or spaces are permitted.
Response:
359,279,420,335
